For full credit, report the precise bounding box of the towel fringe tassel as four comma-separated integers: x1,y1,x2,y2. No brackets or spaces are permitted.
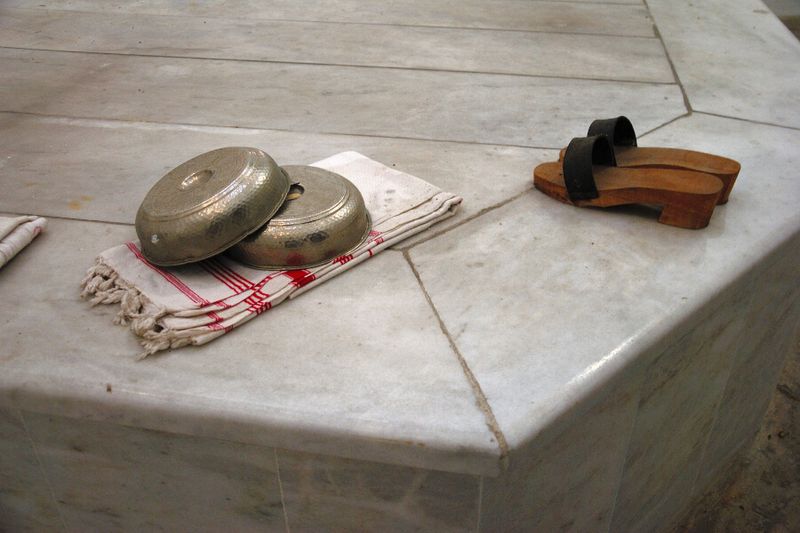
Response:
81,259,179,358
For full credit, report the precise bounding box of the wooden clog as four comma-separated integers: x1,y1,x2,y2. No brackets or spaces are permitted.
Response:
536,135,724,229
558,116,740,204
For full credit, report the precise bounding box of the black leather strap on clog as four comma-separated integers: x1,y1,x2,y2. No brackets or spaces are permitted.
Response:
587,116,637,147
562,135,617,201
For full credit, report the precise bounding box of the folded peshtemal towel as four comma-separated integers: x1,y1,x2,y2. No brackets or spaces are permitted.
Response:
0,215,47,268
81,152,462,358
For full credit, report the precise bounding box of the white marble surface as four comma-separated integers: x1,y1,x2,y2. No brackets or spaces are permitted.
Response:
0,217,499,476
0,407,64,531
2,0,651,36
278,449,480,532
0,8,672,82
692,248,800,494
0,0,799,530
481,373,642,531
0,113,542,233
409,113,800,449
610,287,754,532
23,411,286,532
648,0,800,127
0,48,685,147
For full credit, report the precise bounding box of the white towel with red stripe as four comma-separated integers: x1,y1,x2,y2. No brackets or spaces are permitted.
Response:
81,151,462,358
0,215,47,268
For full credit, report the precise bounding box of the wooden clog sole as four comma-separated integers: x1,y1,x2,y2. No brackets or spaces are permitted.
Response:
558,146,740,204
534,162,724,229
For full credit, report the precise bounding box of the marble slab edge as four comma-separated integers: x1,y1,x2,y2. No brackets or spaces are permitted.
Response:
491,215,800,449
0,371,501,478
647,0,800,129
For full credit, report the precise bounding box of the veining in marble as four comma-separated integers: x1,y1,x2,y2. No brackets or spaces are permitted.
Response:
480,373,642,532
0,0,799,530
2,0,651,36
640,114,800,238
0,112,542,233
0,407,63,531
23,411,286,532
648,0,800,127
693,245,800,494
277,449,479,532
0,218,499,476
609,286,754,533
0,9,672,82
0,48,686,147
409,113,800,450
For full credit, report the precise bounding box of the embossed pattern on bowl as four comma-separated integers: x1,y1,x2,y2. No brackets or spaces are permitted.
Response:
227,165,371,270
135,147,290,266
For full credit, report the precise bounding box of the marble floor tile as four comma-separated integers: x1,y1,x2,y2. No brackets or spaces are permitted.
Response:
0,218,499,476
0,112,543,231
409,113,800,450
609,287,751,533
648,0,800,127
638,114,800,240
3,0,651,36
480,373,642,532
408,191,718,448
0,406,64,532
23,411,286,532
0,48,685,147
277,449,479,532
0,8,671,82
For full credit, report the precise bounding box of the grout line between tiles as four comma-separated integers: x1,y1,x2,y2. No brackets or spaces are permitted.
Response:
0,109,563,151
694,111,800,132
402,250,510,468
637,112,691,138
0,46,674,85
273,448,291,533
17,409,70,532
7,3,652,35
398,188,533,252
644,0,692,113
643,3,800,134
0,210,134,227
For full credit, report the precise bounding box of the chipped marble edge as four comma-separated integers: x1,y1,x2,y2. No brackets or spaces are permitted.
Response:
0,370,501,478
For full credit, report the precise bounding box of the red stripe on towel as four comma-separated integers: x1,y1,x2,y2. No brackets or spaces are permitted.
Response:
126,242,209,305
211,258,253,290
369,230,384,245
282,269,316,288
200,262,239,292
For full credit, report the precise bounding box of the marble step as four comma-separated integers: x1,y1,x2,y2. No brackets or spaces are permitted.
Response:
0,48,685,147
0,7,671,82
0,217,501,476
647,0,800,128
3,0,651,36
0,113,544,227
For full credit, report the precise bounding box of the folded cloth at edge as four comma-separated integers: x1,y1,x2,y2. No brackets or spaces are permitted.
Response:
0,215,47,268
81,151,462,358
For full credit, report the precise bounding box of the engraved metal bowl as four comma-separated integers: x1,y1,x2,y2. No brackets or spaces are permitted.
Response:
135,147,291,266
227,165,371,269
